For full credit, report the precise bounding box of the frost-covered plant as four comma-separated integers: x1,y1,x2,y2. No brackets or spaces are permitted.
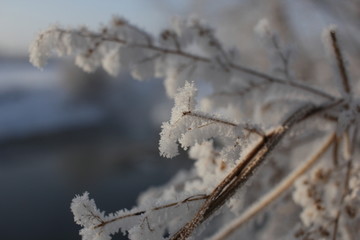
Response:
30,13,359,240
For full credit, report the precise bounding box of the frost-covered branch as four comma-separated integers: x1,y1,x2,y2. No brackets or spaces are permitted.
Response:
29,17,335,100
169,102,339,240
159,82,263,161
71,192,209,240
210,132,336,240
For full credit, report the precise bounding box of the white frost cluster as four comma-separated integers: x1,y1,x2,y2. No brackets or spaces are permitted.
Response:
159,82,247,162
29,26,71,68
71,192,142,240
159,81,197,158
254,18,271,39
293,161,360,239
293,166,337,228
30,17,155,76
71,192,105,229
189,141,230,189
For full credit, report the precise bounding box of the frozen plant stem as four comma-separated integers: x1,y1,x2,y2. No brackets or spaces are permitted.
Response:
210,132,337,240
169,102,338,240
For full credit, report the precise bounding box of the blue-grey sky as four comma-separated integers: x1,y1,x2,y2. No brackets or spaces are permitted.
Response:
0,0,190,55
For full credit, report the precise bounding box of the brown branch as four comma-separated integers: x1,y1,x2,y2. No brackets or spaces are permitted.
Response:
329,30,351,95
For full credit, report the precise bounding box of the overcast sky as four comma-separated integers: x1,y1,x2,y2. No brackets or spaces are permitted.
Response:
0,0,191,56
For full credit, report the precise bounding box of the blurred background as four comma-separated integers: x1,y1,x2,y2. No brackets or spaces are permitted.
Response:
1,0,359,239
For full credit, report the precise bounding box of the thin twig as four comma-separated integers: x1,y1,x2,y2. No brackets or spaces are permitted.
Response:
211,81,268,98
228,63,334,100
270,35,292,81
93,194,209,229
329,29,351,95
183,111,265,137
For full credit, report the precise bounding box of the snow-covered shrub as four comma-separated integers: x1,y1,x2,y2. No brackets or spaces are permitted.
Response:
30,6,359,240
